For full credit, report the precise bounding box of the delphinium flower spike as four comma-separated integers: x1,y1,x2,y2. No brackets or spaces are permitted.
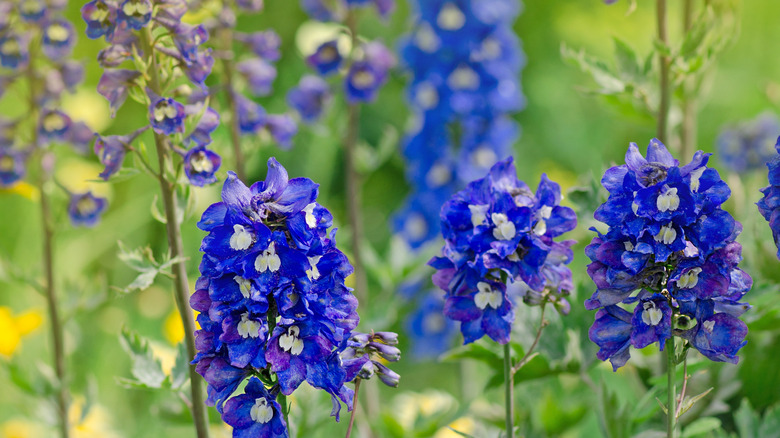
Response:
717,113,780,175
192,158,361,437
297,0,397,307
757,137,780,259
83,2,223,436
0,3,102,437
586,139,751,433
429,156,577,437
205,0,297,181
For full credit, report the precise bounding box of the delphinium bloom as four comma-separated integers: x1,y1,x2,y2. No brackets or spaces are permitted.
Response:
341,331,402,388
717,113,779,174
83,0,222,187
586,139,751,370
193,158,360,436
394,0,525,249
757,138,780,259
429,157,577,344
202,1,297,181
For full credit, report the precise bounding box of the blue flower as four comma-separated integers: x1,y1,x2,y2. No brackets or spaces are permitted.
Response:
237,58,277,97
19,0,46,22
67,191,108,227
235,94,267,134
265,115,297,149
82,0,118,40
186,107,220,147
0,34,28,70
147,90,186,135
236,30,281,61
222,378,288,438
287,75,331,124
344,42,395,104
183,145,221,187
97,69,141,116
42,19,76,60
116,0,152,30
0,147,26,187
757,137,780,259
38,109,72,143
93,127,147,180
587,139,751,369
306,40,342,76
717,113,779,174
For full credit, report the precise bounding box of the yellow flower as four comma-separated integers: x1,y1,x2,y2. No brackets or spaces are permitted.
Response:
0,307,43,357
434,417,478,438
0,182,39,201
163,309,200,346
0,419,44,438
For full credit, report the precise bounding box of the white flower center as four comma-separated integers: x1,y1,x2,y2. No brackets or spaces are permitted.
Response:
689,167,705,193
641,301,663,326
491,213,515,240
46,24,69,42
0,156,14,171
234,276,252,299
90,5,110,21
237,312,261,338
190,151,214,173
448,66,479,91
702,320,715,333
250,398,274,424
414,23,440,52
43,113,65,132
656,186,680,212
469,204,489,227
677,267,702,289
415,82,439,110
306,256,322,281
302,203,317,228
474,282,502,310
255,242,281,273
279,326,304,355
153,101,178,122
351,70,376,89
122,1,150,16
423,313,445,332
654,223,677,245
229,224,254,251
437,3,466,30
624,241,634,251
471,146,497,168
404,213,427,240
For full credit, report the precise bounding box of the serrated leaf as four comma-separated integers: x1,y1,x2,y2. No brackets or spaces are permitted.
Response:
677,387,713,418
561,43,625,94
170,341,190,390
613,38,641,81
681,417,721,437
124,270,159,293
117,241,157,273
119,327,167,389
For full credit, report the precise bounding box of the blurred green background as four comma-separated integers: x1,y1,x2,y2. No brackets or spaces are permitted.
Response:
2,0,780,437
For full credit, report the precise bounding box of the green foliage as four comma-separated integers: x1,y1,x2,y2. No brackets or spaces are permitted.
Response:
116,241,187,293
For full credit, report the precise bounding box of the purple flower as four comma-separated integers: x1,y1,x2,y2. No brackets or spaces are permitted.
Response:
184,145,221,187
287,75,331,123
98,69,141,116
222,378,288,438
19,0,46,22
717,113,780,174
98,43,133,67
68,121,95,154
82,0,118,40
757,137,780,259
0,147,26,187
42,19,75,60
60,61,85,90
306,40,342,76
38,110,72,143
0,34,28,70
116,0,152,30
147,90,186,135
235,0,264,12
237,58,277,96
186,107,220,147
94,127,147,180
265,115,297,149
67,191,108,227
235,94,266,134
236,30,281,61
344,42,395,104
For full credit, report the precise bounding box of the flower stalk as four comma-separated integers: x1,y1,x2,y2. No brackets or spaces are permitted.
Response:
345,378,362,438
217,22,247,182
666,337,677,438
656,0,670,143
140,28,210,438
503,343,514,438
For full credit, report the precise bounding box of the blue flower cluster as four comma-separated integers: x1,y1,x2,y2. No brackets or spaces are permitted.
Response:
209,3,298,148
429,157,577,344
341,331,401,387
0,1,106,226
757,137,780,259
83,0,223,186
295,0,396,122
586,139,751,370
717,113,780,174
393,0,525,248
191,158,359,437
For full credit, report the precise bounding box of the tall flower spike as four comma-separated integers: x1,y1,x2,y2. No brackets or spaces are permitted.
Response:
193,159,361,435
429,156,577,344
587,139,750,370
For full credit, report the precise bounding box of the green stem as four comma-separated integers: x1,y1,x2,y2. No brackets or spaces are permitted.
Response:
504,343,514,438
656,0,670,143
345,379,361,438
680,0,697,161
141,28,210,438
28,37,70,438
512,303,547,374
217,23,246,182
666,337,677,438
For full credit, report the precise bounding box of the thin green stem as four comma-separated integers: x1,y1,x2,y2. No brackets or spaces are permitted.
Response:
141,28,210,438
217,23,246,182
666,337,677,438
680,0,697,161
345,379,362,438
656,0,670,143
28,38,70,438
512,303,547,374
504,343,514,438
675,353,689,418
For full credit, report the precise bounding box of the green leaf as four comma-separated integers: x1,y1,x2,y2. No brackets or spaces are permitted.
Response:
124,270,159,293
682,417,721,437
677,387,713,418
613,38,641,81
87,167,140,184
119,327,167,389
734,399,759,438
598,380,632,438
6,361,45,396
170,341,190,390
561,43,625,95
446,427,477,438
150,194,167,224
440,342,503,372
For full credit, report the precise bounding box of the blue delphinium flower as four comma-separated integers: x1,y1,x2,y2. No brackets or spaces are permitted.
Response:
41,19,76,60
0,33,29,69
393,0,525,249
344,41,394,104
192,158,360,434
429,157,577,344
287,75,331,124
237,58,277,96
38,109,72,143
341,331,401,388
82,0,118,40
67,191,108,227
116,0,153,30
147,90,186,135
94,127,148,180
97,69,141,116
403,291,457,359
717,113,780,174
183,145,222,187
586,139,751,370
757,137,780,259
306,40,342,76
0,147,26,187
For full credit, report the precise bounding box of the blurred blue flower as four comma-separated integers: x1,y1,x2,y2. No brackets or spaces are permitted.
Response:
42,19,76,60
0,147,26,187
287,75,331,124
306,40,342,76
757,137,780,259
717,113,780,174
117,0,152,30
67,191,108,227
